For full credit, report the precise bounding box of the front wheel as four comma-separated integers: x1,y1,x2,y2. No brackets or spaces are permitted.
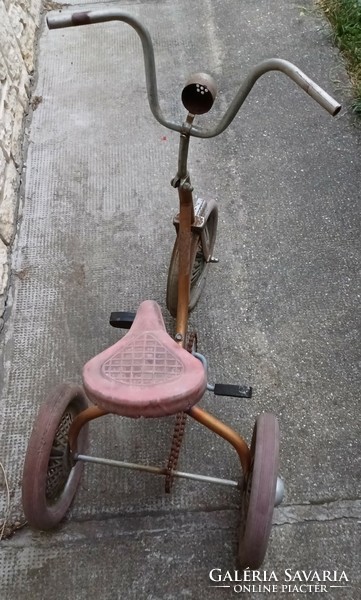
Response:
238,413,280,569
22,383,89,530
166,206,218,318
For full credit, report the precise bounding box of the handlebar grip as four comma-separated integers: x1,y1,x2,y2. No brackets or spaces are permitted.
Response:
284,62,341,116
47,12,91,29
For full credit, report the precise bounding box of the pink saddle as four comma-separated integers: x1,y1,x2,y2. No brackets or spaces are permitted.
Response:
82,300,207,418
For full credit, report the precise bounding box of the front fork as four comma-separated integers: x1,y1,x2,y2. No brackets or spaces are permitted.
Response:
168,113,251,476
171,114,217,345
174,182,194,346
171,113,196,347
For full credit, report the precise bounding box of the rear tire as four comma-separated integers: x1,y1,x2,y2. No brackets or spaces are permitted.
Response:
238,413,279,569
22,383,89,530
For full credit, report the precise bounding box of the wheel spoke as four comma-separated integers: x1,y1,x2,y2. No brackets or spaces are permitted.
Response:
45,410,74,502
191,244,204,285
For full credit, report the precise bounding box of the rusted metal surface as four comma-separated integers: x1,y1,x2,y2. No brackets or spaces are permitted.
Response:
165,332,197,493
175,184,195,344
68,405,108,454
188,405,251,476
170,115,197,338
172,112,217,336
164,411,188,493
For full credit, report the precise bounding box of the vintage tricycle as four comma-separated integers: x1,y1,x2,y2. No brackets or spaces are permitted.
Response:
22,9,340,568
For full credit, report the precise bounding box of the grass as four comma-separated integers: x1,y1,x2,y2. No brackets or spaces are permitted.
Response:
319,0,361,114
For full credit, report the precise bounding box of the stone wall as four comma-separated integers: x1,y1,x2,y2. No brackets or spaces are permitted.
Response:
0,0,42,323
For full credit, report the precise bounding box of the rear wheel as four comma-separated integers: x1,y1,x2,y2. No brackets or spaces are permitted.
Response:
166,208,217,317
238,413,279,569
22,383,89,530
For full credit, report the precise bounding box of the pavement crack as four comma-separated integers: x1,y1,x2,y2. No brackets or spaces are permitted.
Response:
2,499,360,550
273,498,361,526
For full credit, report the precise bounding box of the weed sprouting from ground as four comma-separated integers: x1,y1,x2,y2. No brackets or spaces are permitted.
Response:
319,0,361,114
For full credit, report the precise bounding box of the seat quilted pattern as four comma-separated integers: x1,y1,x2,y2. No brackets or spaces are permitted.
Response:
82,300,207,418
102,332,183,386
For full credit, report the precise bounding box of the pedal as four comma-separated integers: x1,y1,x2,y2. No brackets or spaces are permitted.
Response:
213,383,252,398
109,311,136,329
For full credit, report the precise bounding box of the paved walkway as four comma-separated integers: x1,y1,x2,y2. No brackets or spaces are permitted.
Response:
0,1,360,598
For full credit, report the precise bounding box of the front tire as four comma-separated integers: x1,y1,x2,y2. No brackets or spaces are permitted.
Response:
166,207,217,318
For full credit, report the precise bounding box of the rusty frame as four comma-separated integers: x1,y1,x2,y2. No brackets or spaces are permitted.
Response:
66,111,251,475
171,117,252,476
172,113,195,346
68,403,251,477
188,406,251,476
68,405,107,454
174,182,194,345
46,10,256,478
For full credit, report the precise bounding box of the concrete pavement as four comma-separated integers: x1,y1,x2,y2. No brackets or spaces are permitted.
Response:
0,0,360,598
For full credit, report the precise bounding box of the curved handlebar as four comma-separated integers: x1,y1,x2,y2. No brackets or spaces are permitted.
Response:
47,10,183,133
47,9,341,138
191,58,341,139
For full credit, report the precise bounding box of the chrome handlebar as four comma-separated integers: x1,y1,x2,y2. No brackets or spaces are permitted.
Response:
47,9,341,137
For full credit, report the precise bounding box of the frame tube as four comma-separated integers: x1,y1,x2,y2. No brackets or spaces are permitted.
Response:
68,405,108,453
188,406,251,475
75,454,240,488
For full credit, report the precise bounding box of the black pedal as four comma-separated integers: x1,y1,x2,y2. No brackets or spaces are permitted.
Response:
109,311,136,329
213,384,252,399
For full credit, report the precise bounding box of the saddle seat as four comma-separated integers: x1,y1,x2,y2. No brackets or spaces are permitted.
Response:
82,300,207,418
